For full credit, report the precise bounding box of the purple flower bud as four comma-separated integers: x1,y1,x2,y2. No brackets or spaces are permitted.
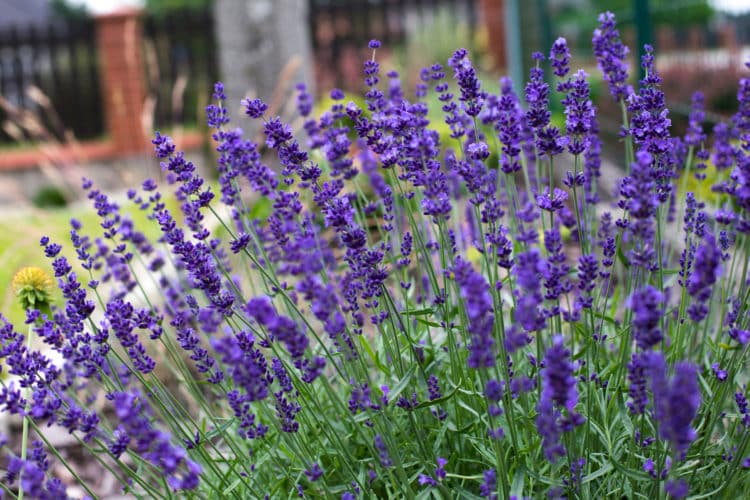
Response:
485,379,504,401
243,98,268,119
418,474,438,487
480,468,497,499
304,463,323,482
712,363,728,381
537,187,568,212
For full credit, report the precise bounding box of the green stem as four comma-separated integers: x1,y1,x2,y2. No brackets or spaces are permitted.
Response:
18,324,33,500
620,100,634,171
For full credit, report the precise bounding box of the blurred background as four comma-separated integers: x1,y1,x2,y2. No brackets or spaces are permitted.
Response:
0,0,748,192
0,0,748,254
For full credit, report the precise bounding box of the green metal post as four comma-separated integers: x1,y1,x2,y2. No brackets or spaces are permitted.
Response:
634,0,653,83
504,0,524,97
536,0,552,66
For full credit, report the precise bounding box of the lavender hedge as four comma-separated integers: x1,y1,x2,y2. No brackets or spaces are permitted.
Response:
2,11,750,499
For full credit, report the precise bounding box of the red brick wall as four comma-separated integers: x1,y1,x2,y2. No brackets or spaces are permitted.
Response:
95,9,149,156
481,0,507,70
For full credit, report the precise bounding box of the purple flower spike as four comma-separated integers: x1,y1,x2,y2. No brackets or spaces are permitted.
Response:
627,45,672,160
536,336,584,462
296,83,313,117
684,91,706,148
495,77,523,174
452,257,496,369
109,390,201,490
562,70,595,155
627,353,649,414
592,11,631,102
485,379,504,401
541,336,579,412
418,474,438,487
628,285,664,350
525,57,551,131
449,48,484,117
210,331,270,439
513,249,548,332
712,122,735,170
736,392,750,427
427,375,442,400
647,353,701,458
711,363,728,382
686,234,721,322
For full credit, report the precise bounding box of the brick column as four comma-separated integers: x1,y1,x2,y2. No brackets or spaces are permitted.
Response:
95,9,148,156
480,0,507,70
656,26,676,53
719,23,739,66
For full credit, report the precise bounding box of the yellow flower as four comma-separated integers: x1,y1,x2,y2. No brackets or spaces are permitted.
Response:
12,266,54,311
467,246,482,266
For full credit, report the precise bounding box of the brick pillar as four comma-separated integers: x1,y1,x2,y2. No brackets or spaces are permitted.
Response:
656,26,676,53
95,9,148,156
481,0,507,70
719,22,739,66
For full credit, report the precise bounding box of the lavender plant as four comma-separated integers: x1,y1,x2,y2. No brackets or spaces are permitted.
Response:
2,12,750,499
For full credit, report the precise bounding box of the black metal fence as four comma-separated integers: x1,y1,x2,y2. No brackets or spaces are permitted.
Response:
0,8,219,147
143,8,219,131
309,0,479,91
0,19,102,144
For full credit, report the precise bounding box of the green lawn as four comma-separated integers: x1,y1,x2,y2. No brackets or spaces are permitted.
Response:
1,190,182,329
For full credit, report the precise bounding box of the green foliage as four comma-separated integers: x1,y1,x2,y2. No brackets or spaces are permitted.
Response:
394,6,490,81
554,0,715,52
31,185,68,209
600,0,714,26
145,0,212,16
50,0,90,21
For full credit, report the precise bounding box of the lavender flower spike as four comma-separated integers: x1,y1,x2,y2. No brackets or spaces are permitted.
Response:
592,12,631,102
449,48,484,117
536,335,584,462
541,335,579,412
452,257,496,369
628,285,664,350
647,353,701,458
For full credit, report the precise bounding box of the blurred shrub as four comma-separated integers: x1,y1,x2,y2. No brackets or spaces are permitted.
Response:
31,185,68,209
394,7,490,89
